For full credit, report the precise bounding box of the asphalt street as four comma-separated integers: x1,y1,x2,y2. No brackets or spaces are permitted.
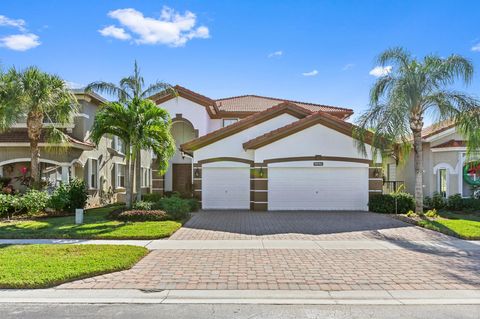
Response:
1,304,480,319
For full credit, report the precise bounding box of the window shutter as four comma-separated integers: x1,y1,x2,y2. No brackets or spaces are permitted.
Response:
87,158,92,189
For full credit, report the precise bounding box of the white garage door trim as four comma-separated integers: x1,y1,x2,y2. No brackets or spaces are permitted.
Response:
202,162,250,210
268,161,368,211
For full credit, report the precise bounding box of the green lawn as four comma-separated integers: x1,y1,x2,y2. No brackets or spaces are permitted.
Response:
0,205,182,239
0,244,147,288
416,211,480,240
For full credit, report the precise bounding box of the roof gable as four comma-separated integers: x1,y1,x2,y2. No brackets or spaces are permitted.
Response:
151,85,220,118
243,111,372,149
181,102,312,152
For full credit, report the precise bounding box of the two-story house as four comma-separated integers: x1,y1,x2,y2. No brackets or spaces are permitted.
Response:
0,89,153,206
151,86,382,211
385,121,480,199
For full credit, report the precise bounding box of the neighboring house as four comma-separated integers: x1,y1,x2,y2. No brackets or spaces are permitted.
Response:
152,85,382,211
385,121,479,199
0,89,153,206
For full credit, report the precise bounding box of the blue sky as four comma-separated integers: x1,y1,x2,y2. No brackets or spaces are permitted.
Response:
1,0,480,121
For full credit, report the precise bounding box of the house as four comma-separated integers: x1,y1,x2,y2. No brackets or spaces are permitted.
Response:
0,89,153,206
385,121,479,199
152,86,382,211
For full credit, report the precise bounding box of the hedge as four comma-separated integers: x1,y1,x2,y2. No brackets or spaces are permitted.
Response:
369,193,415,214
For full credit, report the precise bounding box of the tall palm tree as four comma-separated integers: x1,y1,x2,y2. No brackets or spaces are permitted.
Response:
89,101,136,207
0,66,78,187
86,61,175,203
356,47,480,214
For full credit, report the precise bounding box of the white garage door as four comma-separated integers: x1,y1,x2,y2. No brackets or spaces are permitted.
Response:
268,166,368,211
202,165,250,209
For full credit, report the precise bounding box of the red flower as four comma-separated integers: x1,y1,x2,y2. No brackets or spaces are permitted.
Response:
20,167,28,175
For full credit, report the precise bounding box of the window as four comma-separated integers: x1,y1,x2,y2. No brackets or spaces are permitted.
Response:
141,167,151,187
223,118,238,127
387,164,396,181
88,158,98,189
113,136,126,154
438,168,448,197
116,164,126,189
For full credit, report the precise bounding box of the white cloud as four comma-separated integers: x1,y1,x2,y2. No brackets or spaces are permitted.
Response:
369,65,392,77
0,15,40,51
471,43,480,52
99,25,131,40
0,15,26,31
302,70,318,77
102,6,210,47
342,63,355,71
268,50,283,58
0,33,40,51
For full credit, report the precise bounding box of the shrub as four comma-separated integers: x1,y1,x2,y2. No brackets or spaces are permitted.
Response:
431,192,446,210
462,198,480,211
142,193,163,203
158,196,190,220
19,190,49,215
68,179,88,211
0,194,15,218
425,209,439,218
447,193,463,211
48,183,71,212
186,198,200,212
406,210,417,218
133,200,154,210
47,179,88,213
369,193,415,214
423,196,433,210
116,210,168,222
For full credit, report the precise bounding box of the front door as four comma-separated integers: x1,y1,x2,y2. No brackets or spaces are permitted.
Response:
172,164,192,196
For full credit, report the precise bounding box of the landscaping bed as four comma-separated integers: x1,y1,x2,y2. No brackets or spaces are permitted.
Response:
0,205,182,240
395,211,480,240
0,244,148,288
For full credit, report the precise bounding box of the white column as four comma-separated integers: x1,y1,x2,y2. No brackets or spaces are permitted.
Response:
70,165,76,180
0,166,3,177
61,166,70,184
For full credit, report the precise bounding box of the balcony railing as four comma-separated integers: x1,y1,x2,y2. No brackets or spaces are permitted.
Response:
383,181,405,194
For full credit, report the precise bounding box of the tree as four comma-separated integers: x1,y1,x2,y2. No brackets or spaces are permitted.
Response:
356,47,480,214
89,101,136,207
0,66,78,187
86,61,175,204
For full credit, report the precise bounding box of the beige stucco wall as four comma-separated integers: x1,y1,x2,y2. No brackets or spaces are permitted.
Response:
0,95,154,207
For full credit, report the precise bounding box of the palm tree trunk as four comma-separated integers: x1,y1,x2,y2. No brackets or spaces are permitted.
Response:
129,154,135,208
27,112,43,189
135,149,142,202
412,129,424,214
125,143,132,208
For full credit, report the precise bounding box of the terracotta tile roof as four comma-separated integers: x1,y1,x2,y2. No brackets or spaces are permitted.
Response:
431,139,466,148
242,109,372,149
151,85,354,119
216,94,353,118
181,102,312,152
421,120,455,139
0,129,94,149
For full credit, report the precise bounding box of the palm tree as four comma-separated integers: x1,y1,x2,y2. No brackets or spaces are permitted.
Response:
356,47,480,214
0,66,78,187
86,61,175,203
89,101,136,207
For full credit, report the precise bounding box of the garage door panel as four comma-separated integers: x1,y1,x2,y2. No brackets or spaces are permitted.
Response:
268,167,368,211
202,167,250,209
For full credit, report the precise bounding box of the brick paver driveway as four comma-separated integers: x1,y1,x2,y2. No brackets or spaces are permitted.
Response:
170,211,452,241
61,211,480,291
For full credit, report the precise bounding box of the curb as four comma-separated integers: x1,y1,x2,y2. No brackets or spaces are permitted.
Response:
0,289,479,305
